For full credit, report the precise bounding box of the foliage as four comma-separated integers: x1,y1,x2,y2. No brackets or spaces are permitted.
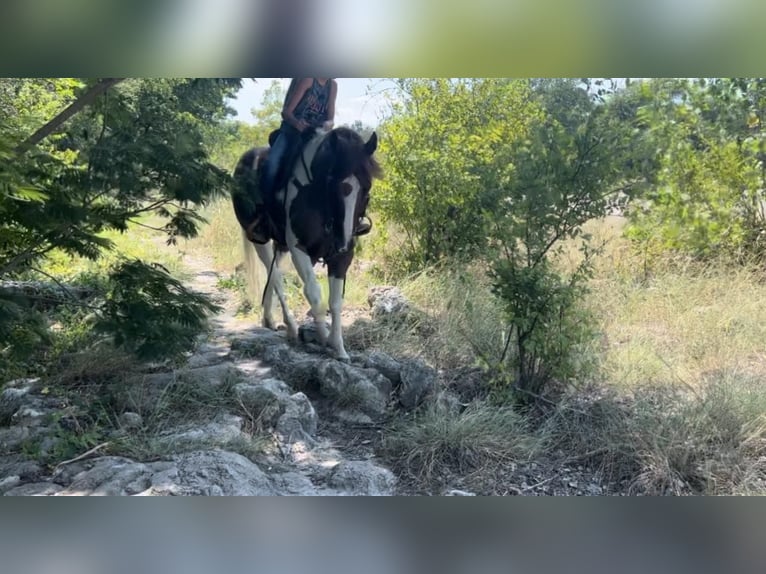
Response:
485,79,643,401
376,78,643,402
376,78,542,268
0,78,241,367
96,260,220,361
624,78,766,260
203,79,285,171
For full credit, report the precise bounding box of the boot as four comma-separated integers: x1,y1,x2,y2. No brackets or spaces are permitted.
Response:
353,215,372,236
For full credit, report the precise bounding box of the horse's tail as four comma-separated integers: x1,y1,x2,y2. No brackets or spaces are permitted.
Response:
241,227,266,307
232,147,267,306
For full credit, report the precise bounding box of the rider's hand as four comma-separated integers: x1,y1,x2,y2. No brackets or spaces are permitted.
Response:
296,119,310,132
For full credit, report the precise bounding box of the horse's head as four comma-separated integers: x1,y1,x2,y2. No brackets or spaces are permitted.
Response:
313,127,382,255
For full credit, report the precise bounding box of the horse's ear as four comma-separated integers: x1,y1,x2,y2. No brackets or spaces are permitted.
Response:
364,132,378,155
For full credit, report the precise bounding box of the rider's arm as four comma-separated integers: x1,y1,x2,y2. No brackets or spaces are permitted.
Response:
324,80,338,130
282,78,312,132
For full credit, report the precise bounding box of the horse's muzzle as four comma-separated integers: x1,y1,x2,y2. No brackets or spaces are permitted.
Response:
334,236,350,255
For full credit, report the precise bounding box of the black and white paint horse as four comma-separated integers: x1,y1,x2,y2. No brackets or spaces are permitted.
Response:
232,126,381,361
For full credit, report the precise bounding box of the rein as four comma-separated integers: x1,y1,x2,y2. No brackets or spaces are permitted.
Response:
261,140,320,307
261,133,350,306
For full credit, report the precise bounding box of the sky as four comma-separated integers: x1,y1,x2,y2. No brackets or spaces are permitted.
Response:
229,78,397,128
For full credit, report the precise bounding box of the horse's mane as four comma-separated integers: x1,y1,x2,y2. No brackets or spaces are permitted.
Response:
310,127,383,188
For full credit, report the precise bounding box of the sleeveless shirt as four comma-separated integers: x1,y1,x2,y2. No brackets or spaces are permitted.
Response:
291,79,332,128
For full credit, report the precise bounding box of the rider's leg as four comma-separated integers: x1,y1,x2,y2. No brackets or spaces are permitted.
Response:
260,130,291,207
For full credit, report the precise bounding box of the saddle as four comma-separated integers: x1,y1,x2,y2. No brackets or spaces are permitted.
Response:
268,127,313,195
245,128,373,246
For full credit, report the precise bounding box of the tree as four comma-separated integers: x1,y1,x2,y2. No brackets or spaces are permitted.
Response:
487,79,643,400
376,78,541,268
376,78,644,402
622,78,766,261
0,77,242,366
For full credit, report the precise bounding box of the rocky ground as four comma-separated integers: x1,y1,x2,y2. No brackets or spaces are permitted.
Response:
1,255,613,496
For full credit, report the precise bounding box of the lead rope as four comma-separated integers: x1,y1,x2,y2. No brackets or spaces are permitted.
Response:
261,143,313,307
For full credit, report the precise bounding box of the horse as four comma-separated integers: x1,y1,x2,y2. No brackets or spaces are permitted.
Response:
231,126,382,361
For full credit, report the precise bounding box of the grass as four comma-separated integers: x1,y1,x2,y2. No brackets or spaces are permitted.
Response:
39,214,189,285
543,371,766,495
366,215,766,494
8,341,272,467
381,402,541,488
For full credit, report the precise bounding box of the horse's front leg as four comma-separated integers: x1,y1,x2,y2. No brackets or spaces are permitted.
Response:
328,275,349,361
289,247,329,345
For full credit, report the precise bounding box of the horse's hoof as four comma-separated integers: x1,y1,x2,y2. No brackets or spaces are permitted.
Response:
262,318,277,331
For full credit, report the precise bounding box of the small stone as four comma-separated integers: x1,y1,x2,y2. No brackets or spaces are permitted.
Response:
443,489,476,496
4,482,63,496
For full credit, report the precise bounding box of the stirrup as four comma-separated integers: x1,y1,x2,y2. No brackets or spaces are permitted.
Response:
353,216,372,237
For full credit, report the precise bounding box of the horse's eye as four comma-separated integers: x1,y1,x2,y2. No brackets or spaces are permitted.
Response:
341,182,353,197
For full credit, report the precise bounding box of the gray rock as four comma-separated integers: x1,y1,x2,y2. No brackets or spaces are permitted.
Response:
144,450,275,496
443,489,476,496
0,456,44,482
275,392,318,443
0,380,38,423
0,426,32,451
368,286,410,320
234,380,290,427
0,475,21,494
428,389,462,416
11,404,49,427
274,358,319,393
364,352,402,384
118,412,144,430
59,457,154,495
269,471,318,496
298,323,322,345
230,329,287,356
317,360,390,418
185,343,230,369
262,344,299,366
399,359,437,409
153,415,246,450
38,436,62,458
181,363,241,387
4,482,64,496
368,371,394,400
327,461,397,496
232,359,272,379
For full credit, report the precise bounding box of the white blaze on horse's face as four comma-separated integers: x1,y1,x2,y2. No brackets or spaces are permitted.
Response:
339,176,361,253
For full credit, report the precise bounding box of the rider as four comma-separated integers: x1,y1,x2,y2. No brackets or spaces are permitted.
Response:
259,78,371,236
